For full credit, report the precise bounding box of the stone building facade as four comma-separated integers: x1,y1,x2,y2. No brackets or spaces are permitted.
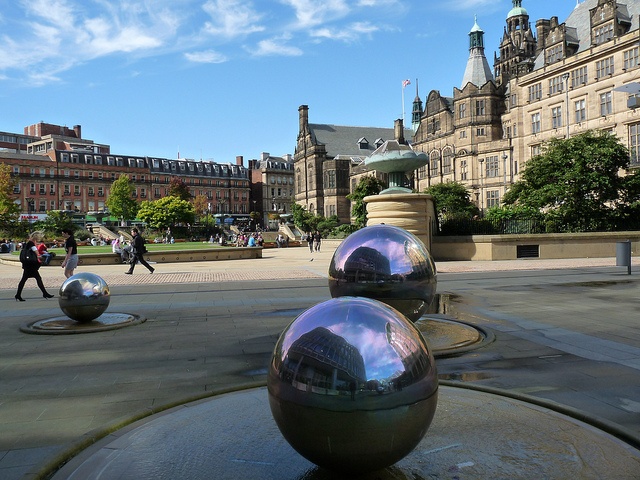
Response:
248,152,295,229
294,105,409,224
413,0,640,212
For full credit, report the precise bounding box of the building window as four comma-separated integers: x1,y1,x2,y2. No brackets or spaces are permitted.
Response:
551,106,563,129
629,123,640,166
417,165,427,179
531,112,541,134
600,91,612,116
88,187,95,196
64,185,70,195
442,150,453,174
596,56,614,79
74,171,80,179
574,99,586,123
476,127,486,136
485,156,499,178
548,76,564,95
531,145,542,157
571,66,588,87
460,160,468,181
475,100,485,116
458,103,466,119
98,187,104,197
624,47,639,70
74,185,80,195
546,45,562,64
459,130,467,139
486,190,500,208
594,23,614,45
430,151,440,176
39,184,45,194
528,83,542,102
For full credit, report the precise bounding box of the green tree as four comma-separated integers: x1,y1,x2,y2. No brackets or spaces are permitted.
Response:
168,178,192,201
346,175,386,229
503,130,636,232
106,175,139,225
424,181,479,219
292,203,315,233
0,163,20,228
137,196,195,230
35,210,74,237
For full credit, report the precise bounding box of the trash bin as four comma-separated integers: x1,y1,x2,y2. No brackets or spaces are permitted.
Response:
616,240,632,274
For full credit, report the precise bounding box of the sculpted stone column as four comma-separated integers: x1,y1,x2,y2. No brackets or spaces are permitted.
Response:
364,192,435,251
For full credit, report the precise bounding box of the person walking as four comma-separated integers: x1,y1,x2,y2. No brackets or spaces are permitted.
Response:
125,228,154,275
15,233,54,301
313,230,322,252
60,228,78,278
307,231,314,253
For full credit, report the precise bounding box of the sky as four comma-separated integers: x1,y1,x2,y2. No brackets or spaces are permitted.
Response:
0,0,579,164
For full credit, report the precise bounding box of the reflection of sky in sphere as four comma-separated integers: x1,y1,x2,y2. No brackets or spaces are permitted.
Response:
280,298,412,381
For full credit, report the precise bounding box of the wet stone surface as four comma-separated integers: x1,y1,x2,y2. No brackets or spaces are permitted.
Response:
21,313,145,335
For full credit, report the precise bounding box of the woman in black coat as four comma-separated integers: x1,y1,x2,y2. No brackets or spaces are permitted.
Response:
15,234,54,302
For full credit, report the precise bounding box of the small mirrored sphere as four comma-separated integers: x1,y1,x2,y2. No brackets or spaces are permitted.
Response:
328,224,437,321
268,296,438,474
58,272,110,322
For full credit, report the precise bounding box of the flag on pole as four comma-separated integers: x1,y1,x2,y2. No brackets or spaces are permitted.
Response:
402,79,411,88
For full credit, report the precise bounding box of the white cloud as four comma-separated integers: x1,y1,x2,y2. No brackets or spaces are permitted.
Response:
251,36,303,57
280,0,350,29
357,0,400,6
202,0,265,37
311,21,379,42
184,49,228,63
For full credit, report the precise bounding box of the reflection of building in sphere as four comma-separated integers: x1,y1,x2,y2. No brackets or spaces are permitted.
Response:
58,272,110,323
281,327,366,396
268,297,438,474
342,246,391,283
329,224,437,321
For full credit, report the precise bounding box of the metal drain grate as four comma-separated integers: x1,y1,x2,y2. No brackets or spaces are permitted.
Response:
517,244,539,258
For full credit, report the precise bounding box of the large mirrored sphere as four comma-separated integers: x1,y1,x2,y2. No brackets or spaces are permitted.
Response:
328,224,437,321
58,272,110,322
268,296,438,474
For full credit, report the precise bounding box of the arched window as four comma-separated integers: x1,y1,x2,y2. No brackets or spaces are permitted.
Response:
442,148,454,174
429,150,440,176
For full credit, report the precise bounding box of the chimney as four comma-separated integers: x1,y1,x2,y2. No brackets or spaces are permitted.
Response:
261,152,269,161
236,155,244,166
299,105,309,134
73,125,82,139
535,19,550,55
394,119,405,144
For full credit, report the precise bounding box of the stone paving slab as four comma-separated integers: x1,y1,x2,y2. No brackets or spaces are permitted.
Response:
1,249,640,479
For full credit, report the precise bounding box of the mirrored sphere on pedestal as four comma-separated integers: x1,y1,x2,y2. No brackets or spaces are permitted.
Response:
328,224,437,321
268,296,438,474
58,272,110,322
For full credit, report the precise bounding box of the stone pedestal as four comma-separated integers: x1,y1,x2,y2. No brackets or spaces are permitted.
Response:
364,193,435,251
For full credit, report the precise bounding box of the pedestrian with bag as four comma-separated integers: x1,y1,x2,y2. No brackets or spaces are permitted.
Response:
15,233,54,301
125,228,155,275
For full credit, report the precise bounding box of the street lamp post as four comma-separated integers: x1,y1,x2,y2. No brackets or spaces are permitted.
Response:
478,158,484,214
562,72,570,139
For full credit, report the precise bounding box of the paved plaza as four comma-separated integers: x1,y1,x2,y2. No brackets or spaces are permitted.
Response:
1,247,640,479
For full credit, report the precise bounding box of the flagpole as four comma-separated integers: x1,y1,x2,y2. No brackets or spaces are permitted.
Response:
401,79,411,125
402,85,405,125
